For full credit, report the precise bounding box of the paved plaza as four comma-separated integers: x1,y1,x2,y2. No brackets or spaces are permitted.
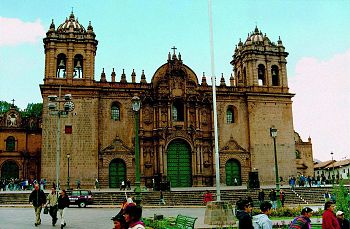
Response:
0,204,325,229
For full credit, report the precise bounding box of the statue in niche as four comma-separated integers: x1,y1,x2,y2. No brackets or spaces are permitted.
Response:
201,110,208,126
143,107,152,125
7,113,17,127
161,110,167,124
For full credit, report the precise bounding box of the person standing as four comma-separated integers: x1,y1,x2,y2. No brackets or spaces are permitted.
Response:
46,188,58,226
322,201,340,229
29,184,47,226
95,179,100,191
269,189,277,210
111,213,127,229
253,201,273,229
336,211,349,229
280,190,286,207
58,189,70,229
203,190,213,205
76,179,81,189
288,207,313,229
236,199,253,229
159,191,166,205
258,189,265,204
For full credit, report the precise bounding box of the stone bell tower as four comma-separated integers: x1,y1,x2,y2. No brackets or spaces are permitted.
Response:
229,26,296,183
40,12,99,188
43,11,98,86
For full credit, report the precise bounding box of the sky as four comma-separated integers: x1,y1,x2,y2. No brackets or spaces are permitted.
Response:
0,0,349,161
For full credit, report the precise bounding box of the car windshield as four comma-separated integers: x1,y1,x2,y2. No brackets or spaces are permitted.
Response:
81,191,89,195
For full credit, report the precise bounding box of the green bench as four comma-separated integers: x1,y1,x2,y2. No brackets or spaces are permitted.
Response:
173,214,197,229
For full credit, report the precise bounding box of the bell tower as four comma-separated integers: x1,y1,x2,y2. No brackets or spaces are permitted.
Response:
231,26,288,91
43,11,98,85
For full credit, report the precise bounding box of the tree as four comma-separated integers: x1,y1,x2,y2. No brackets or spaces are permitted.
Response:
0,101,11,113
333,180,350,219
21,103,43,117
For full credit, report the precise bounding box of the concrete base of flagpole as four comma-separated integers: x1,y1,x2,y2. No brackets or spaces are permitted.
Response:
204,201,235,226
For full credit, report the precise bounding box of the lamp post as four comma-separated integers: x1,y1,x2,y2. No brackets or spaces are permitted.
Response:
48,87,74,194
331,152,335,184
270,127,281,208
67,153,70,190
131,96,141,205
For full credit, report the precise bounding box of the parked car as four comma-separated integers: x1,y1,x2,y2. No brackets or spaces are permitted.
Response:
66,189,93,207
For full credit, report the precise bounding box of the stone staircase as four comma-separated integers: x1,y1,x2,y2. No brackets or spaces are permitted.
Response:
0,187,341,206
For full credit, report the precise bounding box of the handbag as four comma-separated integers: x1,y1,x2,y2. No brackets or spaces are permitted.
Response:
43,206,49,214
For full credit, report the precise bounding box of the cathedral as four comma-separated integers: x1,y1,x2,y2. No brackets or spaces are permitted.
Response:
39,12,313,188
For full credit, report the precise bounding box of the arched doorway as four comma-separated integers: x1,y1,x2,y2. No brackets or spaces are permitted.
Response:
109,159,126,188
167,139,192,187
1,160,19,179
225,159,241,186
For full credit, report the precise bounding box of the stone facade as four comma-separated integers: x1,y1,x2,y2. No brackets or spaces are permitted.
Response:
294,132,314,177
40,13,307,188
0,106,41,180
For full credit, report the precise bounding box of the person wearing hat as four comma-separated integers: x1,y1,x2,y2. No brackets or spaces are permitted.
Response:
336,211,349,229
111,214,127,229
322,201,340,229
124,204,145,229
288,207,313,229
236,199,253,229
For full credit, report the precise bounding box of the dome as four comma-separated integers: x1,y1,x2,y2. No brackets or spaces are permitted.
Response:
57,12,86,33
245,26,266,44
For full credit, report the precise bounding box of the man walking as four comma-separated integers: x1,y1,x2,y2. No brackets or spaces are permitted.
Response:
288,207,313,229
253,201,273,229
46,188,58,226
29,184,47,226
58,189,70,228
322,201,340,229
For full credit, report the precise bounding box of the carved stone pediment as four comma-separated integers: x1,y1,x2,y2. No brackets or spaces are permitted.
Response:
101,136,132,154
5,109,21,128
220,136,247,153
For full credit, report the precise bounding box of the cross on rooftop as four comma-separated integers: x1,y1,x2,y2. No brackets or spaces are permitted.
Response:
11,99,15,106
171,46,177,55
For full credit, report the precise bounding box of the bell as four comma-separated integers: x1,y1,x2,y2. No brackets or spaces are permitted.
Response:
75,60,82,69
58,59,65,69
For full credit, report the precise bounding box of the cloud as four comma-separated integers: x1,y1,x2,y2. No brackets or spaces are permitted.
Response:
290,49,350,161
0,17,45,46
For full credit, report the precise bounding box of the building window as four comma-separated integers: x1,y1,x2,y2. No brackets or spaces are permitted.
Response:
226,105,237,124
172,100,184,121
111,103,120,121
258,64,266,86
271,65,280,86
227,108,233,124
295,150,301,159
6,136,15,152
65,125,72,134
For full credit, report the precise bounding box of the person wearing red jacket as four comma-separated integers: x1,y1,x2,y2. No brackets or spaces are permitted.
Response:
322,201,340,229
203,190,213,205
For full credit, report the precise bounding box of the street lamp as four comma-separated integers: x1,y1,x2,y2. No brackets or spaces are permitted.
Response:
131,96,141,205
67,153,70,190
48,88,74,194
270,127,281,208
331,152,335,184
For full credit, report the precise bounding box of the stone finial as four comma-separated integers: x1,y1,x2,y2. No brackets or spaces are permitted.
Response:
140,70,147,83
178,52,182,61
111,68,116,82
100,68,107,82
230,73,235,86
278,36,283,46
220,73,226,86
120,69,127,83
87,21,94,31
201,72,207,86
131,69,136,83
168,52,171,61
50,19,55,30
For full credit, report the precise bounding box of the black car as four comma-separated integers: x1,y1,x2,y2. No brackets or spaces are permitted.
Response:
66,189,93,207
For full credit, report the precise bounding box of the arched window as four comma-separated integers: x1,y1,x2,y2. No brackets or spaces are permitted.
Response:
56,53,67,78
226,105,237,124
271,65,280,86
6,136,15,151
227,108,233,124
295,150,301,159
111,102,120,121
73,54,83,78
172,100,184,121
258,64,266,86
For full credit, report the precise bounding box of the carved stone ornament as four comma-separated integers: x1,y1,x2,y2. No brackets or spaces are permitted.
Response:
220,136,247,153
101,136,133,154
